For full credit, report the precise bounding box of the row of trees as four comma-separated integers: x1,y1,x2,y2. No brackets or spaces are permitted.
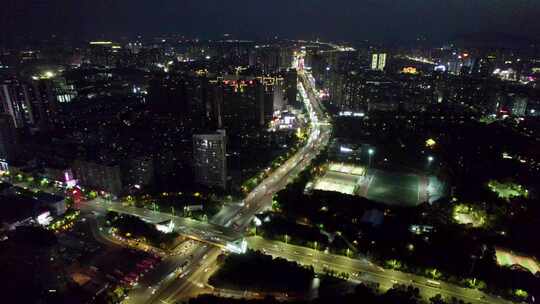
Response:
105,211,179,249
209,250,314,293
185,283,473,304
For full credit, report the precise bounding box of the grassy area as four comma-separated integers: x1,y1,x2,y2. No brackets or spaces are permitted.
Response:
452,204,487,228
487,180,528,201
365,170,424,207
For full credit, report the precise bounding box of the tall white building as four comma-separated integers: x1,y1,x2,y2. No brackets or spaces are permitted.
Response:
193,130,227,189
371,53,387,71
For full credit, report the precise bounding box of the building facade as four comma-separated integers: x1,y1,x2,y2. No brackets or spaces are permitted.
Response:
193,130,227,189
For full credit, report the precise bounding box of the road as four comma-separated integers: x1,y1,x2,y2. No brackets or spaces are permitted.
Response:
123,55,332,304
80,198,243,247
247,237,512,304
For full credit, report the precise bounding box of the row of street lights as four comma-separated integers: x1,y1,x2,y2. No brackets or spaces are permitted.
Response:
366,148,434,167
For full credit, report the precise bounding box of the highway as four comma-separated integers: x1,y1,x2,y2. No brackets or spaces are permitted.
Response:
80,198,243,246
31,50,513,304
247,237,512,304
95,51,510,304
120,54,333,304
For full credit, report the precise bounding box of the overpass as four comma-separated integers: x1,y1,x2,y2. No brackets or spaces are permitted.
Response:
78,199,246,252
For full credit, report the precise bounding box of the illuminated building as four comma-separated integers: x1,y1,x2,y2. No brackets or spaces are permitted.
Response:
72,156,154,196
0,78,38,128
0,189,65,231
371,53,387,71
85,41,123,67
249,46,281,73
193,130,227,189
0,75,71,132
209,76,267,129
72,159,123,195
512,96,528,117
33,76,77,105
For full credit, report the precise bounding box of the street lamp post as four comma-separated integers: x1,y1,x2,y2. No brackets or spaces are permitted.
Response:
368,148,374,167
427,156,434,172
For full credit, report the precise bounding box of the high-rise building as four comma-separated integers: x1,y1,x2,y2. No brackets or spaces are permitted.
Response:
209,76,266,129
0,114,18,163
148,74,207,126
0,78,38,129
0,75,70,132
72,159,123,195
371,53,387,71
249,46,281,74
282,69,298,107
85,41,122,67
193,130,227,189
511,96,528,117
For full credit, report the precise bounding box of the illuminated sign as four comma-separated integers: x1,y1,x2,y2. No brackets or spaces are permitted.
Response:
434,65,447,72
425,138,436,148
402,67,418,74
226,239,248,254
339,111,365,117
340,146,353,153
64,170,77,188
89,41,113,45
155,221,175,233
37,211,52,226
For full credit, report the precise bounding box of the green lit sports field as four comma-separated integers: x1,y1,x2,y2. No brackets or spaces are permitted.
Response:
362,169,428,207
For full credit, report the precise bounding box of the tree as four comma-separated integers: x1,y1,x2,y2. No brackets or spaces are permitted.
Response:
430,294,447,304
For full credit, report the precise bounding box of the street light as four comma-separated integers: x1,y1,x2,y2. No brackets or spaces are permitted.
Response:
368,148,374,167
427,156,434,163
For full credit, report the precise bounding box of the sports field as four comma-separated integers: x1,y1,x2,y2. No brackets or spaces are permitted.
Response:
359,169,426,206
496,248,540,274
312,163,365,196
312,164,445,207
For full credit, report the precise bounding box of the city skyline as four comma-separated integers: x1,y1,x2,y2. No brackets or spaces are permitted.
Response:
1,3,540,304
3,0,540,46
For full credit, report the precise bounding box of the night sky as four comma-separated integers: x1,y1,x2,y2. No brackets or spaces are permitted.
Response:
2,0,540,44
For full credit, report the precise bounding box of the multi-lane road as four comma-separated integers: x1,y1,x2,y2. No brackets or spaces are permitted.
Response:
247,237,512,304
147,61,330,303
80,198,243,246
114,58,332,304
87,53,512,304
